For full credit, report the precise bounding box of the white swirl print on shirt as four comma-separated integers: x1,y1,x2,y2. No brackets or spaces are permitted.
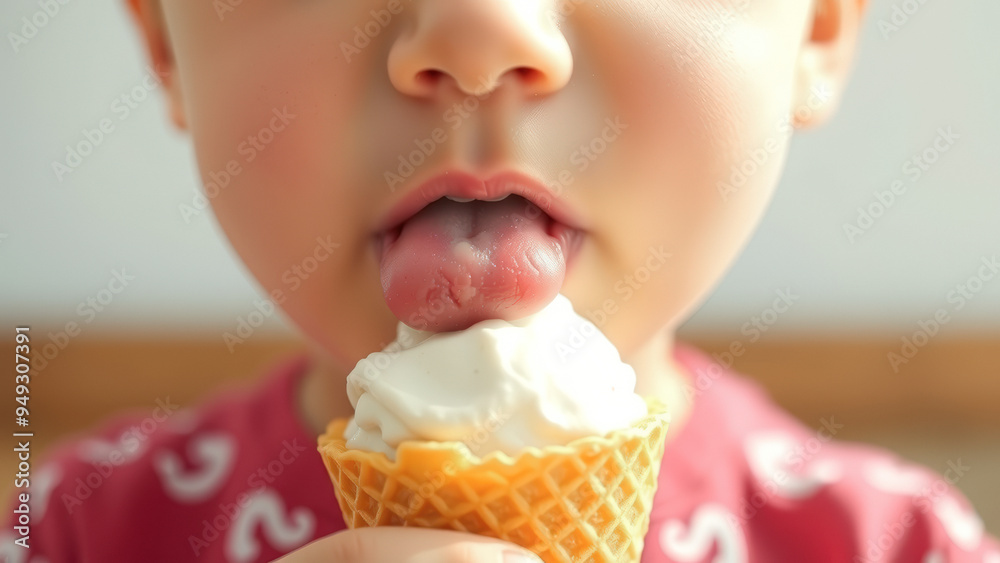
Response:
154,432,237,504
744,431,843,499
0,530,54,563
863,458,931,496
659,504,748,563
863,459,986,552
933,495,984,551
0,533,26,563
225,488,315,563
30,464,62,523
0,537,49,563
164,408,200,434
923,551,943,563
77,430,149,465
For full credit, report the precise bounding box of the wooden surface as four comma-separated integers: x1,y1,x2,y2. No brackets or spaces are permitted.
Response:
2,334,998,534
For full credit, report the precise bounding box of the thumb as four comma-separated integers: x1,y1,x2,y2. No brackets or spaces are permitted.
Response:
275,527,543,563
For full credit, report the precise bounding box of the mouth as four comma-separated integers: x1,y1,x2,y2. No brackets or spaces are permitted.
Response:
374,170,587,238
373,170,586,331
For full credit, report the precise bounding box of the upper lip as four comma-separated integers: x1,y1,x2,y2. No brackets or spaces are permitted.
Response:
374,170,586,234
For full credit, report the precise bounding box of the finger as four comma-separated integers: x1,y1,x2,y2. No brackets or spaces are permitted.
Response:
275,527,542,563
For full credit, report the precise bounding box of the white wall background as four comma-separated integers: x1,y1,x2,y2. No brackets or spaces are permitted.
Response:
2,0,998,338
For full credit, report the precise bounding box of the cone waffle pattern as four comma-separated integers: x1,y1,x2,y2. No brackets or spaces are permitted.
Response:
318,398,669,563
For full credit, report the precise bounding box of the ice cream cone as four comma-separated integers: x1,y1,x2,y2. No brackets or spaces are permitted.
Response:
317,397,670,563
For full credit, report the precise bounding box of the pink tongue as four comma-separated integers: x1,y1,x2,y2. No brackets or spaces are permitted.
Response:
379,196,570,332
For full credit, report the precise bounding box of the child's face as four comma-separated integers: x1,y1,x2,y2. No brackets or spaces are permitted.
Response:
146,0,856,367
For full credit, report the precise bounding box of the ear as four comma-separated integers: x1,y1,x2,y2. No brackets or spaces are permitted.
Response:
123,0,186,130
791,0,868,129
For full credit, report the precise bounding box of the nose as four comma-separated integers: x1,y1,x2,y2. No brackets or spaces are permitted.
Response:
387,0,573,98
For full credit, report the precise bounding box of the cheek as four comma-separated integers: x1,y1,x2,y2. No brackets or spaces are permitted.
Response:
165,3,403,365
608,5,798,216
171,6,376,283
565,3,805,348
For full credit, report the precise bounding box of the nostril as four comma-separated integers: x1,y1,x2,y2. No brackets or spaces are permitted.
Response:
512,66,546,90
415,68,444,89
513,66,536,78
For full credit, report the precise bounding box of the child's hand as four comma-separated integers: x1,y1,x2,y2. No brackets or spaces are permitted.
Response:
274,527,541,562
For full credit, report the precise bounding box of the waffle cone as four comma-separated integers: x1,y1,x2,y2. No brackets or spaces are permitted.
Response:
317,398,670,563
